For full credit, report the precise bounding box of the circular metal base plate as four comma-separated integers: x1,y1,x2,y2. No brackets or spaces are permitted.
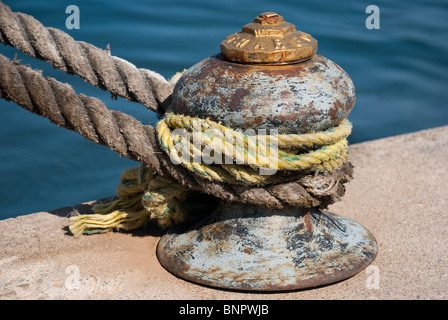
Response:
156,202,377,291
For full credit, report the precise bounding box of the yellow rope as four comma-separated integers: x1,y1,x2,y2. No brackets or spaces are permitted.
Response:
156,113,351,184
69,166,190,236
69,113,352,235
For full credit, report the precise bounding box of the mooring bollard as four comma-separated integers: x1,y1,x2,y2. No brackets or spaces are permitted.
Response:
156,12,378,291
0,2,377,292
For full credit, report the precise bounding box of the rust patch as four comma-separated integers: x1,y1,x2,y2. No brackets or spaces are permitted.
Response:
280,90,290,100
243,247,253,255
333,99,343,112
230,88,250,111
201,223,233,241
276,112,300,123
156,240,192,277
331,76,341,91
328,105,338,120
344,94,356,113
243,115,264,128
328,99,346,121
304,212,313,233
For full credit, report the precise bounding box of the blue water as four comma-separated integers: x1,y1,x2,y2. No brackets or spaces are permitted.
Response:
1,0,447,219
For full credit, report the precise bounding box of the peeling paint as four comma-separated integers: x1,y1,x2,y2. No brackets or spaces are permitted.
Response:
169,54,356,134
157,202,377,291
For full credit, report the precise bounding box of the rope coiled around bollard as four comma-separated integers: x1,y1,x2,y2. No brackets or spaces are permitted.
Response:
157,113,352,185
69,114,353,235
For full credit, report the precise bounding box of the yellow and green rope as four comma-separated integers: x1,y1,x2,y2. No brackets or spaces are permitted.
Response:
69,113,352,235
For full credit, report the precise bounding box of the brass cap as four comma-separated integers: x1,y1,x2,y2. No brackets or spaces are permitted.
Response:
220,12,317,65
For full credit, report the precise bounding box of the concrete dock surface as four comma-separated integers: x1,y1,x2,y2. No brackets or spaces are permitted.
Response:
1,125,447,300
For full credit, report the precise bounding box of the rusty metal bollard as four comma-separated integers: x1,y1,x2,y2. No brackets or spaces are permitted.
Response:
156,13,377,291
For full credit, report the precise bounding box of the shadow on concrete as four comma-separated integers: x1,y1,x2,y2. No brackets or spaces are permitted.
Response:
48,196,117,217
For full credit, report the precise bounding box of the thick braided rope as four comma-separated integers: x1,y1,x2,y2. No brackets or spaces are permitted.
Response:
0,52,353,210
0,1,173,113
68,159,353,235
156,113,351,185
0,53,165,173
68,161,353,235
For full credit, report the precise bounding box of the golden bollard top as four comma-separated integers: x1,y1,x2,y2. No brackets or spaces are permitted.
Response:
220,12,318,64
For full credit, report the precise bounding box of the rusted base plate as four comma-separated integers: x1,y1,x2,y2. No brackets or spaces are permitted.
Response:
156,202,377,291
